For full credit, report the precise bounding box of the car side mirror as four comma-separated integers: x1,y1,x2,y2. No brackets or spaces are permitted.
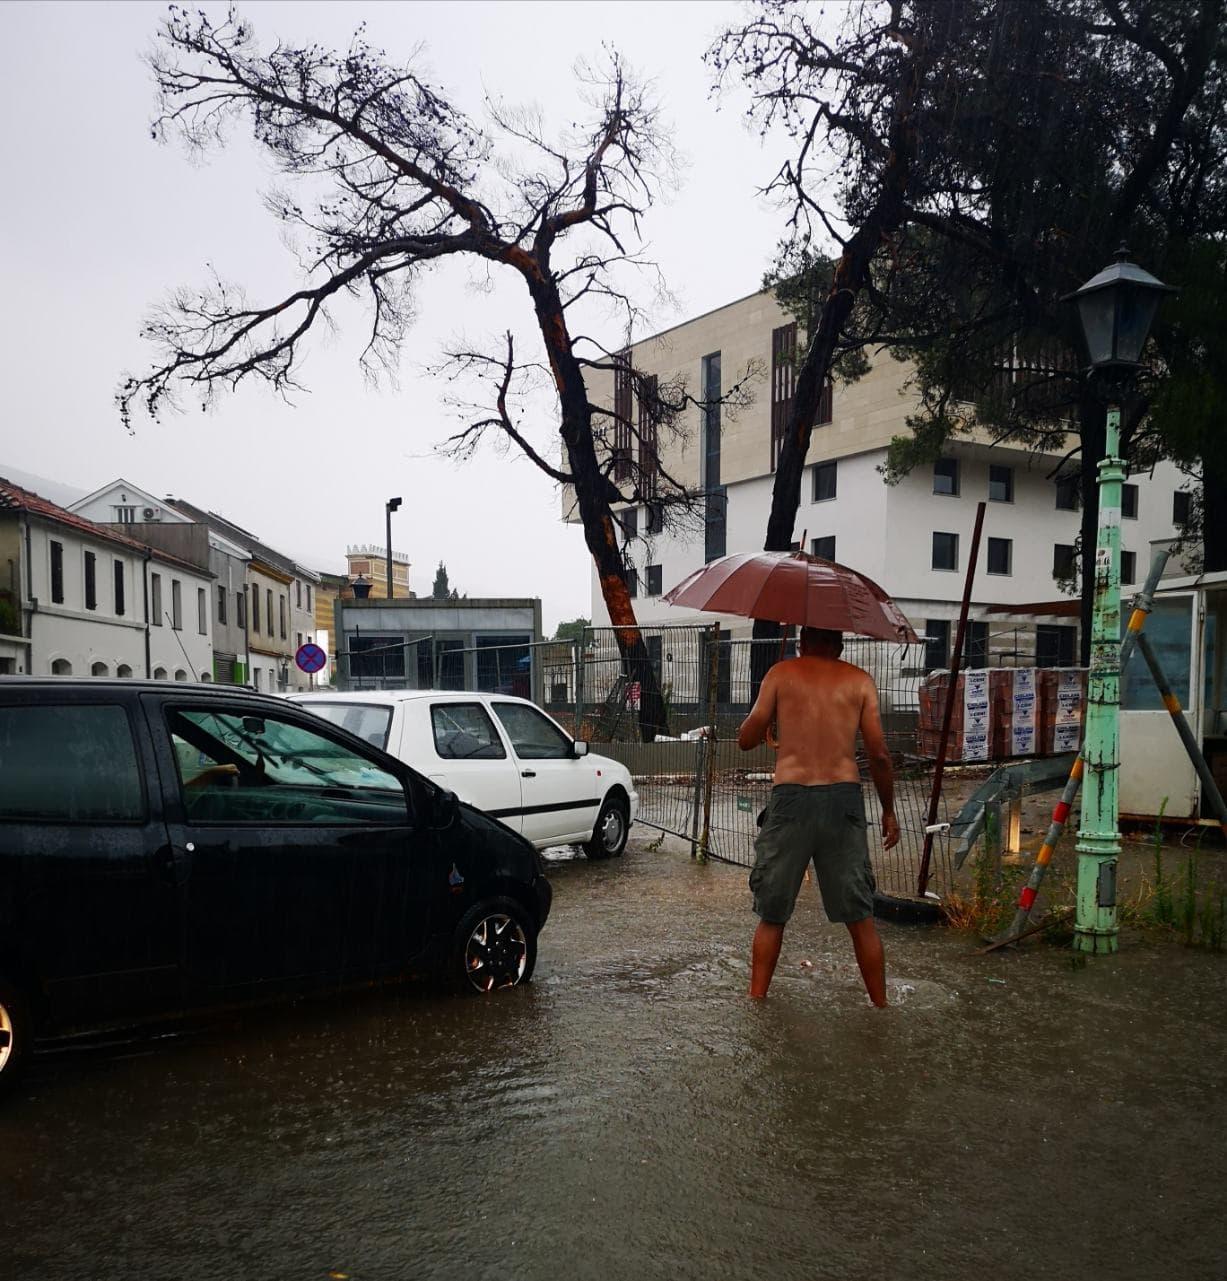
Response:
572,740,589,758
431,788,460,830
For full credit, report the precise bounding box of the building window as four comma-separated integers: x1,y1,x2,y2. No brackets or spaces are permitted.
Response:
646,503,663,535
620,507,638,543
1037,624,1077,667
702,351,721,489
171,579,183,630
117,664,133,678
1053,544,1077,580
84,551,97,611
1121,483,1138,519
811,536,836,561
626,567,639,599
1121,550,1137,585
306,585,312,611
704,488,727,564
153,665,167,680
924,620,950,671
296,580,302,608
638,373,660,496
296,633,303,652
253,668,261,690
266,589,273,635
1173,490,1192,526
50,540,64,604
1055,476,1080,510
933,457,959,496
91,660,109,678
151,573,163,626
51,658,73,676
932,531,959,571
815,378,833,426
279,594,287,639
770,326,794,471
646,564,663,597
197,587,207,635
988,464,1013,503
986,537,1012,575
963,621,989,669
113,560,125,617
114,505,136,523
250,587,259,632
612,353,633,482
813,460,837,503
217,585,227,625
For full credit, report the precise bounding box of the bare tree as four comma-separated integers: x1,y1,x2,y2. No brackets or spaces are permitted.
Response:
120,7,748,738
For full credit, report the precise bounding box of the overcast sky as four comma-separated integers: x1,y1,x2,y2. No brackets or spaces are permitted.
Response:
0,0,796,633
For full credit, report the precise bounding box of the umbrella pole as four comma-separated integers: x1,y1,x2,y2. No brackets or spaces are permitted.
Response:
917,500,987,898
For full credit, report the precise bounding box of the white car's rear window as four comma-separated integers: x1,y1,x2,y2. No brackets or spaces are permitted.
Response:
299,702,393,750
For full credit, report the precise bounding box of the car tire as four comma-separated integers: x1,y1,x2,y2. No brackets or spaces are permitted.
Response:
448,897,538,994
584,793,629,860
0,978,30,1101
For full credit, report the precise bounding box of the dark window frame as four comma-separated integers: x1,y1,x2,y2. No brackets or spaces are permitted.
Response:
811,535,836,561
933,457,960,497
646,564,663,597
1120,549,1137,585
1173,490,1192,526
114,559,125,617
1055,476,1080,511
50,540,64,605
1053,543,1077,579
813,460,837,503
217,585,227,625
986,536,1012,576
1121,483,1139,519
84,550,97,611
932,531,959,571
988,464,1014,503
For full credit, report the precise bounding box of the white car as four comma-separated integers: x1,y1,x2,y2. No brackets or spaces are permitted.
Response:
288,690,638,858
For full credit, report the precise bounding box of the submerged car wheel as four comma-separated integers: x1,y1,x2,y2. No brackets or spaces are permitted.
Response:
0,979,30,1100
584,794,629,860
450,898,538,994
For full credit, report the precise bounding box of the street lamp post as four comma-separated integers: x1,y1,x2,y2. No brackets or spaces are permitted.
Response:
385,497,403,600
1064,247,1175,955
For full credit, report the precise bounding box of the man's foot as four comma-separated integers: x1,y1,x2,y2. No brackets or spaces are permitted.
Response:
749,920,785,998
846,917,887,1006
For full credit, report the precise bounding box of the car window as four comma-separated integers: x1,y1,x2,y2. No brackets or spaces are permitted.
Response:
492,702,573,760
431,703,506,760
0,704,145,822
167,706,409,826
296,701,393,750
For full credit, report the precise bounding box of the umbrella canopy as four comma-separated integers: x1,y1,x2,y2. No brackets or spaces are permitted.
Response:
662,550,918,644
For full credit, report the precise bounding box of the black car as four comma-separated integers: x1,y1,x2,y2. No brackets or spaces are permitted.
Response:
0,679,552,1096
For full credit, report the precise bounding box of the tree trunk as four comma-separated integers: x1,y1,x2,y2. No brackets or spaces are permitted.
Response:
1077,400,1105,667
752,26,928,695
524,268,668,741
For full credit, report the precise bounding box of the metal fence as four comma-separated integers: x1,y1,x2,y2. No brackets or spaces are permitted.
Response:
574,624,954,901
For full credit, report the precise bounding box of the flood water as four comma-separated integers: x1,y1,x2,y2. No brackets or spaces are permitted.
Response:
3,842,1225,1280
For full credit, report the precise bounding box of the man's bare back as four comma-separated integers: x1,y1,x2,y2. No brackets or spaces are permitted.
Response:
740,655,871,786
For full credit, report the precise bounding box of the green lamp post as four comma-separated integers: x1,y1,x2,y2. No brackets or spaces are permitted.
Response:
1064,247,1175,955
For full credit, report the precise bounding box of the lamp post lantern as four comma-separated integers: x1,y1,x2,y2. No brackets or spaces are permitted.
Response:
1064,247,1175,955
385,497,403,600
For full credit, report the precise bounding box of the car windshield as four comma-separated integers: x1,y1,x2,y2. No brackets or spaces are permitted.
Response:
297,701,393,751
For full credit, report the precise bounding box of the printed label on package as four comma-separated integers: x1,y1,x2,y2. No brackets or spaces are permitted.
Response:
1012,668,1036,756
962,669,991,761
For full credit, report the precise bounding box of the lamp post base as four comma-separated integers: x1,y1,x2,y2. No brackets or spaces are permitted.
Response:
1073,833,1120,954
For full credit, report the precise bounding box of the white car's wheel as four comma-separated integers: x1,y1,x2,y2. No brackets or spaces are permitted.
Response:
584,794,629,860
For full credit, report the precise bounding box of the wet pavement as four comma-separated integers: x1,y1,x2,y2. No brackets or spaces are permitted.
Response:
3,839,1226,1281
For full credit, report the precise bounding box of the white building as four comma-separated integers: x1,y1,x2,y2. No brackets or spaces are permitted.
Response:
574,288,1193,669
1,476,213,680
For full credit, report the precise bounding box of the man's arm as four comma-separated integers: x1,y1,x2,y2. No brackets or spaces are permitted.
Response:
858,676,900,849
738,667,778,751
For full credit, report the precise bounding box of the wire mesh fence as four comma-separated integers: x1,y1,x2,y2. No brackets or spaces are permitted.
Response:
577,624,954,901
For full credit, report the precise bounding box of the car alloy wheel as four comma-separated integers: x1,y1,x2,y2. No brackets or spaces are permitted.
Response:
463,912,529,993
0,1001,13,1075
0,979,29,1099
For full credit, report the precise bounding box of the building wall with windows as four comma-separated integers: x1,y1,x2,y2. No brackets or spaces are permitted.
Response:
289,564,322,691
574,287,1196,665
245,560,295,693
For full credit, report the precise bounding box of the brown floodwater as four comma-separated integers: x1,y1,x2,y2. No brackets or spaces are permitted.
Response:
3,842,1225,1280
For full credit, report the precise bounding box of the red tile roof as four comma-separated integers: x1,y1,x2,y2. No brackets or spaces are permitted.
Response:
0,476,209,577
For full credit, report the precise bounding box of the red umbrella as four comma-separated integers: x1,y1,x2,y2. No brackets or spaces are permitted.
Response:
662,550,918,643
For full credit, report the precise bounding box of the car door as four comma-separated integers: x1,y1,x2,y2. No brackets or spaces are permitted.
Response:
0,693,183,1028
146,695,426,995
490,700,599,845
421,700,524,833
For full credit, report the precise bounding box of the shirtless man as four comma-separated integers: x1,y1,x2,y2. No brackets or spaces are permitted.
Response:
737,626,900,1006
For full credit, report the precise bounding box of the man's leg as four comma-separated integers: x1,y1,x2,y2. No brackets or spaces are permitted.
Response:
846,917,887,1007
749,919,785,998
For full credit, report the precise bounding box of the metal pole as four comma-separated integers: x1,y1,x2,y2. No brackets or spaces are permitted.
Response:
918,499,987,896
994,547,1171,945
386,508,393,600
697,622,721,862
1074,404,1124,954
1135,631,1227,838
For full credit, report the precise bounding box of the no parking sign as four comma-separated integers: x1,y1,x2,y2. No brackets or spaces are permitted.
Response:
295,642,327,674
